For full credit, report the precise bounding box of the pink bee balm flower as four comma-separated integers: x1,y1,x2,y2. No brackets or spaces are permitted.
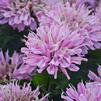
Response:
88,65,101,83
62,82,101,101
22,24,87,80
0,0,37,32
0,82,48,101
37,1,101,54
0,50,31,81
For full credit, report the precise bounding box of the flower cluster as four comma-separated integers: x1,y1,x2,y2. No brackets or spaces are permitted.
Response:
0,0,101,100
37,1,101,53
61,82,101,101
0,50,49,100
22,23,88,79
0,82,48,101
22,1,101,79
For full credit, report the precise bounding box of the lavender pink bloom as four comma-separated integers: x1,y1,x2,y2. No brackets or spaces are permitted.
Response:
88,65,101,83
21,1,101,79
0,50,31,81
62,82,101,101
22,23,87,80
0,0,37,32
0,82,48,101
37,1,101,54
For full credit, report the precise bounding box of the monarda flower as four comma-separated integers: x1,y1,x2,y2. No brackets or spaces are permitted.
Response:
37,1,101,54
61,82,101,101
0,0,37,32
88,65,101,83
22,24,87,79
0,82,48,101
0,50,31,81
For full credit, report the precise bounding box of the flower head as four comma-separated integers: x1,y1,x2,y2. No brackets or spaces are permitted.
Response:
0,82,48,101
0,0,38,31
37,1,101,53
22,23,87,79
62,82,101,101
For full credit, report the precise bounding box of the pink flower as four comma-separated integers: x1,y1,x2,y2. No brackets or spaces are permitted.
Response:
88,65,101,83
0,50,31,81
0,82,48,101
37,2,101,54
22,23,87,79
62,82,101,101
0,0,37,32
